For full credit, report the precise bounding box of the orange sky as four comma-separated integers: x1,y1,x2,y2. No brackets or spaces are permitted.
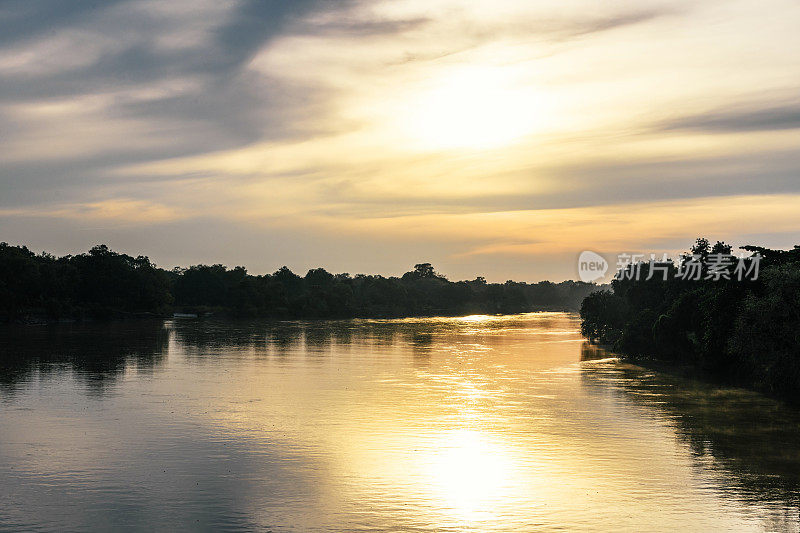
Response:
2,0,799,280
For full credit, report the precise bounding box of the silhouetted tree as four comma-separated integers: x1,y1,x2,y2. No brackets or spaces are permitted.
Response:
0,246,601,323
580,237,800,403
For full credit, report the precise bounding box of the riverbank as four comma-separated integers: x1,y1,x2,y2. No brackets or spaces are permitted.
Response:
1,242,601,325
579,238,800,404
584,342,771,400
2,305,582,326
581,329,800,406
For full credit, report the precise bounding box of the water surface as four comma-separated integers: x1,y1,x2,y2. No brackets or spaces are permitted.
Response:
1,313,799,531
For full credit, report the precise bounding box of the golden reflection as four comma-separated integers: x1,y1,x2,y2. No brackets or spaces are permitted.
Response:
458,314,495,323
155,313,800,531
424,428,516,521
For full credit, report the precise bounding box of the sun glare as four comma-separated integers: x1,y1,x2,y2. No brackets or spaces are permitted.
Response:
459,314,494,323
399,66,544,150
426,428,515,520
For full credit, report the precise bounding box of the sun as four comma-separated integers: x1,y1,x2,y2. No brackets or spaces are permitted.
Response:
398,66,544,150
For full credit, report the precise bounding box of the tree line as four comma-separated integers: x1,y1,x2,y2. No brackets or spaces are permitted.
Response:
0,243,600,322
580,238,800,403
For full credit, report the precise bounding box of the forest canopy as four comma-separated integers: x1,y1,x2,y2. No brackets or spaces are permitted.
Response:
580,238,800,403
0,244,599,323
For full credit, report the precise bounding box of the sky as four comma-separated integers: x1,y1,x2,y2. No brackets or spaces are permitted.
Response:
1,0,799,282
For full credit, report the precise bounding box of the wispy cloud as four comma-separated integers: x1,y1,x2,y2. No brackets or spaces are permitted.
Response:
662,101,800,132
1,0,800,278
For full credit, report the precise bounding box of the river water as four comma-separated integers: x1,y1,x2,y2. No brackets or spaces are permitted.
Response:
1,313,799,531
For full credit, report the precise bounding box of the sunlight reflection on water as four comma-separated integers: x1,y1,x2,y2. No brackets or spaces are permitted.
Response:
1,313,799,531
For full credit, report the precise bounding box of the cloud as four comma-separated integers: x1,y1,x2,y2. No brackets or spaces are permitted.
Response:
662,101,800,132
215,0,355,66
1,0,800,279
0,0,362,206
0,199,187,224
0,0,130,47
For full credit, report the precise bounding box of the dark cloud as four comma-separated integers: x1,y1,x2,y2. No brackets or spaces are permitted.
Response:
0,0,359,204
662,102,800,132
295,16,431,38
306,147,800,219
215,0,354,69
0,0,131,46
0,1,353,99
1,0,798,280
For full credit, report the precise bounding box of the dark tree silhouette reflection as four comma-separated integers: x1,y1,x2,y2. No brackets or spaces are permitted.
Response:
580,351,800,527
0,321,168,396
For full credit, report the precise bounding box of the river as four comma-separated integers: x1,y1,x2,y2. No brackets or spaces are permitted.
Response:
1,313,798,531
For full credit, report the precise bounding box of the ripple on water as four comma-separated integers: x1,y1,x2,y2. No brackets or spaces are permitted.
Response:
0,313,798,531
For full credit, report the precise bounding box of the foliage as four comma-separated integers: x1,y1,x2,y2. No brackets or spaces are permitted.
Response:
0,243,172,321
0,242,601,323
580,238,800,402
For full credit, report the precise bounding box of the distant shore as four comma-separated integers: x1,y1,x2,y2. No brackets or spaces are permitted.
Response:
1,242,602,325
3,305,582,326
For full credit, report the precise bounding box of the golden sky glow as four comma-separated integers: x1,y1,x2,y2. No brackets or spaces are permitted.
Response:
2,0,800,279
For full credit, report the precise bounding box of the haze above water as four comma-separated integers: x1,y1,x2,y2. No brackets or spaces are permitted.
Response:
1,313,799,532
